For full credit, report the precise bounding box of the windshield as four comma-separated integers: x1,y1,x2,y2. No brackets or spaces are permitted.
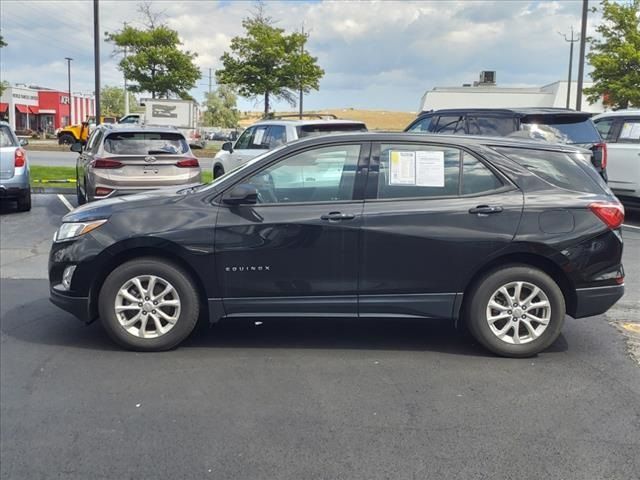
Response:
519,115,601,144
296,123,367,138
103,132,189,155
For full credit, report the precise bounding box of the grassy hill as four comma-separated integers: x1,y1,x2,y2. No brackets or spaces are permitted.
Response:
239,109,416,131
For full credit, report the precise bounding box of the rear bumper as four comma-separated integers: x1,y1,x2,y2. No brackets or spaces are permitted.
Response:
0,172,30,198
573,284,624,318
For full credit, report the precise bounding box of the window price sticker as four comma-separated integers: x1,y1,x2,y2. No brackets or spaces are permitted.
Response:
389,150,445,187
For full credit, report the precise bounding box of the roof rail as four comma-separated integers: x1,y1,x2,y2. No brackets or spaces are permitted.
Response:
266,113,339,120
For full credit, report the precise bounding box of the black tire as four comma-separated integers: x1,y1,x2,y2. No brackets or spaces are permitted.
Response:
213,165,224,179
464,265,565,358
58,133,76,145
16,188,31,212
98,258,200,351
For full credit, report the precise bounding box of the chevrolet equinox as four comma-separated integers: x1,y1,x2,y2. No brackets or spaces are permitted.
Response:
49,133,625,357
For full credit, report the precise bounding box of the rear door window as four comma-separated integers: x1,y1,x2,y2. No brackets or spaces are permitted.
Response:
462,153,503,194
467,116,516,137
493,146,606,194
519,115,601,144
103,132,189,155
593,118,617,141
296,123,367,138
433,116,465,134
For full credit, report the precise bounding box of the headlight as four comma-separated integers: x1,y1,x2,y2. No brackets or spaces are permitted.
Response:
55,220,107,242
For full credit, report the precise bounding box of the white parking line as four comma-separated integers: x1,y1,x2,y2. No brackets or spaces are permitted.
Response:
623,224,640,231
57,194,74,212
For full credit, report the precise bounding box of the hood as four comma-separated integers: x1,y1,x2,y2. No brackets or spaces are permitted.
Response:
62,184,200,223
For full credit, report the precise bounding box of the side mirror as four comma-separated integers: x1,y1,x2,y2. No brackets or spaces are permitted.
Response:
70,142,83,153
221,141,233,153
223,184,258,205
19,138,29,146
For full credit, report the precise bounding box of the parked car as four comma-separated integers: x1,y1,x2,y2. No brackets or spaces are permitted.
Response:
73,124,201,204
592,110,640,206
50,132,624,357
405,108,608,180
212,117,367,178
0,121,31,211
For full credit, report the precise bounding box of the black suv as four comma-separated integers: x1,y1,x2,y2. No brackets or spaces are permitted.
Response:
405,108,607,180
49,133,624,357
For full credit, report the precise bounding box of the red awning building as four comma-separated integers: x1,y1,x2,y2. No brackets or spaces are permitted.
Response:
0,85,95,133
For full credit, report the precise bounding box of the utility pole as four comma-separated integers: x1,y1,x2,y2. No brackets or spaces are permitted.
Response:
576,0,588,111
299,24,305,119
208,68,213,96
64,57,73,125
93,0,101,124
559,27,579,109
123,22,129,116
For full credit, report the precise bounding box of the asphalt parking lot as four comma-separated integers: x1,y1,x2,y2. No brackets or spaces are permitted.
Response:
1,194,639,479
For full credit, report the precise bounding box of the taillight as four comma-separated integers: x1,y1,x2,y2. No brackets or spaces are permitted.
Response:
92,158,123,169
595,143,607,169
14,148,26,167
589,202,624,229
176,158,199,168
95,187,114,196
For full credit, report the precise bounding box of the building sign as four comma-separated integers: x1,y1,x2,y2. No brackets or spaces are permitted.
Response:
12,93,38,101
60,96,70,105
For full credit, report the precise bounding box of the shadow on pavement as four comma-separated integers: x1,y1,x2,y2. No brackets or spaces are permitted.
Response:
1,295,568,357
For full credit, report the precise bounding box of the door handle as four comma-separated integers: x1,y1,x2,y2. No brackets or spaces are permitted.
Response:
321,212,356,221
469,205,503,215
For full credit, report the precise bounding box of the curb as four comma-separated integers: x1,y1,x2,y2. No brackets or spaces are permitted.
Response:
32,187,75,194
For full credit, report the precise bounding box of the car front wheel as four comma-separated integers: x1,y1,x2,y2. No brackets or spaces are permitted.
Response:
465,265,565,358
98,258,200,351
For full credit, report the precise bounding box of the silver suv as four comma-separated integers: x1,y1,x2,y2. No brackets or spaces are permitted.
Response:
74,124,201,204
212,116,367,178
592,110,640,205
0,121,31,211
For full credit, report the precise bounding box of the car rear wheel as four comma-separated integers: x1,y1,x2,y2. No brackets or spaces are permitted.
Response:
464,265,565,358
17,188,31,212
98,258,200,351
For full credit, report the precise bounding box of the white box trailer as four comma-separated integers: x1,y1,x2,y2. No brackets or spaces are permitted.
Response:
119,99,205,148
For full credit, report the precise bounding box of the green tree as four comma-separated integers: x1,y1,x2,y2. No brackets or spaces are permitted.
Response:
203,85,240,127
100,85,141,117
584,0,640,109
0,36,6,97
216,7,324,116
106,25,201,99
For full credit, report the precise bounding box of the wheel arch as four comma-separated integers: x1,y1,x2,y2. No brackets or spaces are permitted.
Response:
87,244,211,324
459,251,577,323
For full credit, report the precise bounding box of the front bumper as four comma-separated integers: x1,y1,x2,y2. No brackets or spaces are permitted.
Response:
574,284,624,318
50,285,93,323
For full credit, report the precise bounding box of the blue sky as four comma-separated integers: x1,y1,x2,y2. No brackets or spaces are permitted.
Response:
0,0,601,112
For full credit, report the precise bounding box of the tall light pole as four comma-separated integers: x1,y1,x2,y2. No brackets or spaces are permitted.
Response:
93,0,101,124
123,22,129,116
576,0,589,111
559,27,579,109
64,57,73,125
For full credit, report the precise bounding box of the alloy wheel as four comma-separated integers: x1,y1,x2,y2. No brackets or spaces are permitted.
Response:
485,281,551,345
114,275,181,339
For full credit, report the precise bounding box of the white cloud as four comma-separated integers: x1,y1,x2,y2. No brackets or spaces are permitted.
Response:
0,0,600,112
